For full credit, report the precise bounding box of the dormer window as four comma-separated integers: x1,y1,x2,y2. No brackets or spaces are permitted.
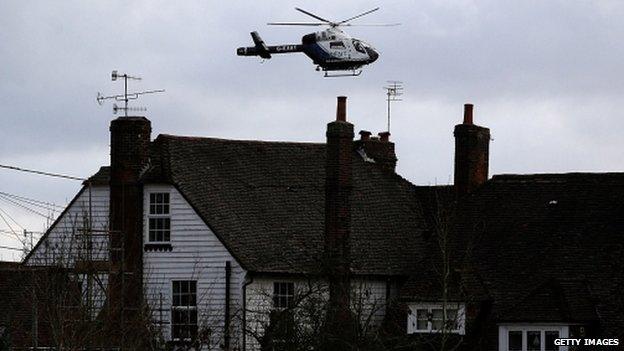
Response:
148,192,170,243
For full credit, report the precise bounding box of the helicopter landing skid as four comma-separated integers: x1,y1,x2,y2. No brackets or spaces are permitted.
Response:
323,69,362,78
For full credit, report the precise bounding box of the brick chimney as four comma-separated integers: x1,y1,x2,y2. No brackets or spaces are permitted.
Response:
454,104,490,195
323,96,355,349
355,130,397,172
108,116,151,341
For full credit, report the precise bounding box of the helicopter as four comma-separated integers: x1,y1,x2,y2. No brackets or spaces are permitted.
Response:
236,7,399,77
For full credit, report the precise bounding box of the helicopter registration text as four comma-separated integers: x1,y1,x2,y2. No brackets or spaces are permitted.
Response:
275,45,299,52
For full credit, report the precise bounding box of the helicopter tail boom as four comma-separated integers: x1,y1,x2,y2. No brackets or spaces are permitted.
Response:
237,31,303,59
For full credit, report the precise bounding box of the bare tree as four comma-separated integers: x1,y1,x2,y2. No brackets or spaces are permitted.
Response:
237,276,390,351
378,188,478,351
9,206,166,350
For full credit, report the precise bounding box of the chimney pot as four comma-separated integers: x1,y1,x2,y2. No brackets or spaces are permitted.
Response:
378,131,390,142
336,96,347,122
463,104,474,125
359,130,372,141
355,131,397,172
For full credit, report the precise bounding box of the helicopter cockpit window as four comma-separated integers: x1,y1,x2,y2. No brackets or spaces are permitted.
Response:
330,41,346,49
352,40,366,53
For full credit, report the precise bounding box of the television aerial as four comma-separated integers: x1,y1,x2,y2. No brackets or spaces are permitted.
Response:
96,71,165,116
237,7,399,77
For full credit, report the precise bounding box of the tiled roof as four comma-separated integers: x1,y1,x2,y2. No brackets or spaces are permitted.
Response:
92,134,427,275
160,135,428,274
494,278,598,323
85,166,110,185
456,173,624,334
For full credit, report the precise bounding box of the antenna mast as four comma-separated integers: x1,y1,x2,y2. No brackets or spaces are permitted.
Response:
383,81,403,133
97,70,165,116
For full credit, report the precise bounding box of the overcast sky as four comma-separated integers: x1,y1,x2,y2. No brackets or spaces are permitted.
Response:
1,0,623,260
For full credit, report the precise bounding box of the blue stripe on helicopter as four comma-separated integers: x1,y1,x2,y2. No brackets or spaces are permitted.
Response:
304,43,333,63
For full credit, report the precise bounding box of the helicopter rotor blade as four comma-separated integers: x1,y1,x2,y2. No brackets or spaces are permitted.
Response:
337,7,380,25
267,22,326,26
342,23,401,27
294,7,333,24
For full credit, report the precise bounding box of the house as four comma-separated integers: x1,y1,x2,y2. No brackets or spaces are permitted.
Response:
398,105,624,350
401,172,624,350
3,97,623,350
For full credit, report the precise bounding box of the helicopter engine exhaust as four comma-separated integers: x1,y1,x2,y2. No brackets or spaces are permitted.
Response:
237,31,303,59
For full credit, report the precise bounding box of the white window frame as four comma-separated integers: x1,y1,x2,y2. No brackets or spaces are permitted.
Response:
272,281,294,309
148,192,171,243
171,280,198,342
498,324,569,351
407,302,466,335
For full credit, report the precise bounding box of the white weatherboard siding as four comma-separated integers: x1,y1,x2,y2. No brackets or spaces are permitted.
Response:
245,277,389,351
143,185,246,349
23,183,392,350
351,278,388,329
25,185,110,266
24,185,110,318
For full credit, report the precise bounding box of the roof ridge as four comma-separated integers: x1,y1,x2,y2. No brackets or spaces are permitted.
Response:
155,134,325,146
